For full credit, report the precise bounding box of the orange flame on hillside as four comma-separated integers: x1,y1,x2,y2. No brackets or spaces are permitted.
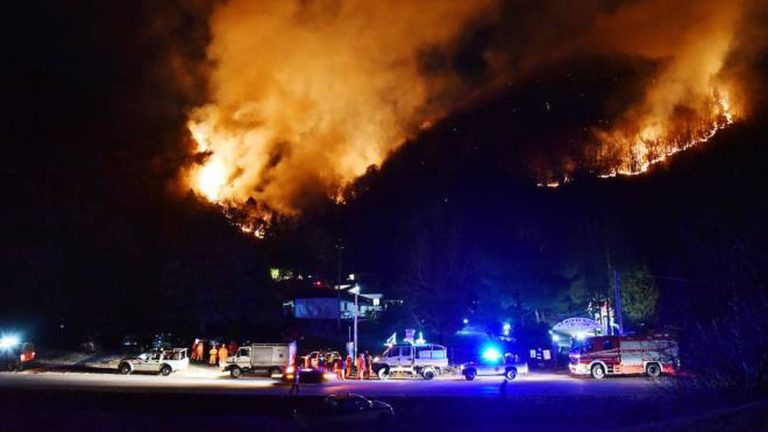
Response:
181,0,755,229
596,87,736,178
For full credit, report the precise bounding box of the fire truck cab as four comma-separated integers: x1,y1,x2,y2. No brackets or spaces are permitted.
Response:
569,335,679,379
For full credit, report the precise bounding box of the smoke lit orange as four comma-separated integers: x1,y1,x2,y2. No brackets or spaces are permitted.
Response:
183,0,752,226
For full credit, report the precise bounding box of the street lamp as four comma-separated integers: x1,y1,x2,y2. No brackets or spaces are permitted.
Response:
335,239,344,331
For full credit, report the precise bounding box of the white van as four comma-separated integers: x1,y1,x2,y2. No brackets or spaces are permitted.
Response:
372,343,448,380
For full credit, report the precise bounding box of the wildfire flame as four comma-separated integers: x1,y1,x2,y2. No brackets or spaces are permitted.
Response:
596,86,737,178
182,0,494,224
181,0,753,230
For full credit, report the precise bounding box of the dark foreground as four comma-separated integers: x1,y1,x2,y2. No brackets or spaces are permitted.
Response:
2,385,767,432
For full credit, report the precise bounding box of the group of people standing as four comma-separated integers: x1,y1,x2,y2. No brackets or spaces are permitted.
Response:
308,351,375,379
190,339,238,367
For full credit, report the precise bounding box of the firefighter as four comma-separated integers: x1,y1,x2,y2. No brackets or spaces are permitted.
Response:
304,353,311,369
218,344,229,367
365,351,373,379
195,340,204,363
289,354,300,396
333,356,343,379
356,353,365,380
191,339,199,361
345,354,353,379
208,344,217,365
504,352,514,367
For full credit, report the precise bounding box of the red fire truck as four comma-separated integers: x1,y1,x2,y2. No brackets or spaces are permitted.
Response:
568,334,679,379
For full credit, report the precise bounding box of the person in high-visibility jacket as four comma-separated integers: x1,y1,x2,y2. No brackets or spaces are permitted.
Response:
356,353,365,380
195,341,204,363
217,345,228,368
191,340,199,361
344,355,353,379
208,344,218,365
333,356,343,380
365,351,373,379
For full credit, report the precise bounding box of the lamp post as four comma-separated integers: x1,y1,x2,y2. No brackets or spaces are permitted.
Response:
353,290,358,360
335,239,344,331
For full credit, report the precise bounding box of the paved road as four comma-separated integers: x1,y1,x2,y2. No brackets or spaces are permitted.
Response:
0,367,745,432
0,365,671,398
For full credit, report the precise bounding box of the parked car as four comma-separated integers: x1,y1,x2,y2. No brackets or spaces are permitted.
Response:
118,348,189,376
120,333,151,354
293,393,394,427
283,366,333,383
303,350,341,369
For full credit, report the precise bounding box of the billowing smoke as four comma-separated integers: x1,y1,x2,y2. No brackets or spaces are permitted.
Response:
585,0,743,176
185,0,494,217
184,0,762,220
475,0,747,180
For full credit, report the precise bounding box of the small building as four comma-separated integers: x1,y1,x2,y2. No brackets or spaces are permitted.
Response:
281,281,383,320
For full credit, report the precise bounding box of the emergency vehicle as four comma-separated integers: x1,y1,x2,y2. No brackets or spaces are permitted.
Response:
568,335,679,379
223,343,290,378
372,343,448,380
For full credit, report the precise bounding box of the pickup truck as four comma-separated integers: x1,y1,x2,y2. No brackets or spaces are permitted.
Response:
118,348,189,376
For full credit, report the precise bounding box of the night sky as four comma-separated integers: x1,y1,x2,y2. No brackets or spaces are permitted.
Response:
3,1,768,355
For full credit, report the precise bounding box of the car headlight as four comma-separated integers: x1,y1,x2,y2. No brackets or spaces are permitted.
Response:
0,335,20,349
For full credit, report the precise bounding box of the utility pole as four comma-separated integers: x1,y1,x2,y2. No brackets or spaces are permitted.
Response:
335,239,344,331
353,291,358,360
613,270,624,336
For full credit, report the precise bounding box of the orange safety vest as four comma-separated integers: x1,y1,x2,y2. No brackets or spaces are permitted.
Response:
218,347,228,363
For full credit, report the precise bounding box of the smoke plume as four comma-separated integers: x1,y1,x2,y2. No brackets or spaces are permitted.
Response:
185,0,493,217
184,0,762,220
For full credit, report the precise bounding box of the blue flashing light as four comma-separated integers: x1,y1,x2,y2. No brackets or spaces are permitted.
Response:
481,346,502,362
502,322,511,336
462,318,469,325
551,333,560,342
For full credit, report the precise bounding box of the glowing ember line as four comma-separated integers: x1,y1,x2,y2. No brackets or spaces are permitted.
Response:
599,91,735,178
538,88,737,188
